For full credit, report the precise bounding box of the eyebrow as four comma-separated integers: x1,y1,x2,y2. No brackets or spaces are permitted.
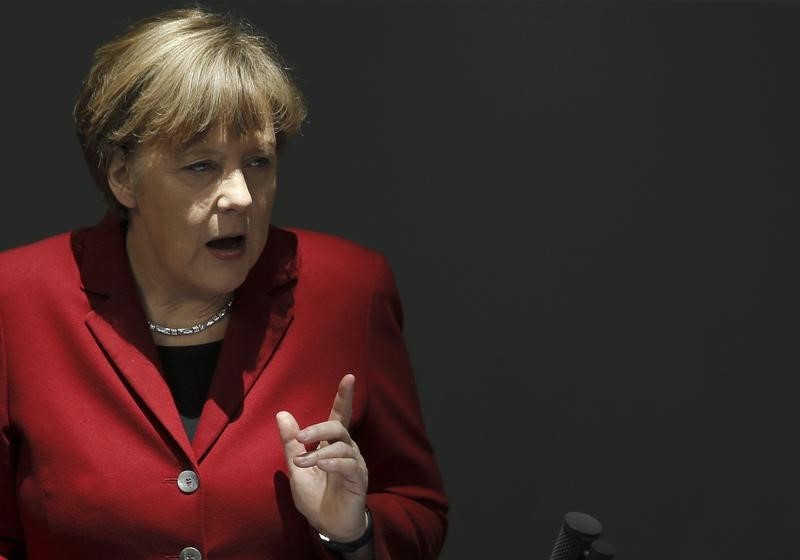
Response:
179,142,277,159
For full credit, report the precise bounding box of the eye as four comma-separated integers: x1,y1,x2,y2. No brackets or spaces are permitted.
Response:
246,156,272,169
184,160,217,173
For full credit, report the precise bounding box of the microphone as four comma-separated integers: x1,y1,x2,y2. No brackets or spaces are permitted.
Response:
587,540,616,560
549,512,614,560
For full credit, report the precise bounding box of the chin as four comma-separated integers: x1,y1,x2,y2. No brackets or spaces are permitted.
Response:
197,266,252,296
192,241,262,296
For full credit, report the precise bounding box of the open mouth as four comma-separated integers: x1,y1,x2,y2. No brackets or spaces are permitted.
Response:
206,235,246,251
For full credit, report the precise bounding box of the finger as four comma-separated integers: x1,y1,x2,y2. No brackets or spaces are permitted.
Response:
293,441,357,467
275,411,307,470
314,456,365,481
328,373,355,428
296,420,353,446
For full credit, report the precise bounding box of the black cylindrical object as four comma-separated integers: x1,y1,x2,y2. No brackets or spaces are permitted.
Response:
586,539,615,560
548,512,603,560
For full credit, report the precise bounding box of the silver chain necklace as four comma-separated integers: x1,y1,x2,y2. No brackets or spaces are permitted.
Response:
147,296,234,336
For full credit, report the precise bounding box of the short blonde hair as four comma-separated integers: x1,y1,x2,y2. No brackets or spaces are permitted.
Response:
74,8,307,214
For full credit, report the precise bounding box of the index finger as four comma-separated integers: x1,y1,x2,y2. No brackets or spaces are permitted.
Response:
328,373,355,427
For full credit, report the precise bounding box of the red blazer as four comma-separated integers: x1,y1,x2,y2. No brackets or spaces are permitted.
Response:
0,215,447,559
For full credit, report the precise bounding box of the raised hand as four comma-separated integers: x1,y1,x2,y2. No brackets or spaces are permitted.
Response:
276,374,369,542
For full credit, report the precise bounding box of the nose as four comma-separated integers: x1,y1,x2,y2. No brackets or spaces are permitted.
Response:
217,169,253,213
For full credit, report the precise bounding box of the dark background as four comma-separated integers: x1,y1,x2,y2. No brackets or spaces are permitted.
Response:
2,2,799,558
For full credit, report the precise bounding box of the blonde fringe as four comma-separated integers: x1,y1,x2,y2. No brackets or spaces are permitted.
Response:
74,8,307,213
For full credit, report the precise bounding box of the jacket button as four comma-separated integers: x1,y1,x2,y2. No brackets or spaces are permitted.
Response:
179,547,202,560
177,470,199,494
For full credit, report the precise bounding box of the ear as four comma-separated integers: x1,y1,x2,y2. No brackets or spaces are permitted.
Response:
107,150,137,209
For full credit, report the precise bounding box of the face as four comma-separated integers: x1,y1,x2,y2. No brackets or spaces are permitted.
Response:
109,126,277,301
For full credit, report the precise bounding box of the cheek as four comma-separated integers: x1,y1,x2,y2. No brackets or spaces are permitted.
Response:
249,193,273,256
186,200,213,226
255,181,276,206
139,181,204,224
151,200,212,260
251,185,276,221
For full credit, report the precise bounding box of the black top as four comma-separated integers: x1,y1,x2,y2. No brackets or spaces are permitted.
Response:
156,340,223,441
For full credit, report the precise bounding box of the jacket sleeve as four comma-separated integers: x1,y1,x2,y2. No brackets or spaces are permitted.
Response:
0,313,24,559
355,253,448,559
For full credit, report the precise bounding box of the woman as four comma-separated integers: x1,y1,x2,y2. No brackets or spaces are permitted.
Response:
0,8,447,560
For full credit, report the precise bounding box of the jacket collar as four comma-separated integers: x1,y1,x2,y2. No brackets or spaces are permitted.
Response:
75,213,298,464
75,213,297,297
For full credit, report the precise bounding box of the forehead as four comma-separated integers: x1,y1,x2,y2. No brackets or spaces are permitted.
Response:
177,125,276,154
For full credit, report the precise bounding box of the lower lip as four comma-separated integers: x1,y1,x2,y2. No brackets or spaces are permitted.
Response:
206,239,247,261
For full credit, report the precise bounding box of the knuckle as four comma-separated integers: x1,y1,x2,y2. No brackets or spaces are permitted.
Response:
335,441,353,455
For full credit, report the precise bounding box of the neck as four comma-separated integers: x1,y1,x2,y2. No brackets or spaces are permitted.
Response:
141,289,233,347
125,230,233,346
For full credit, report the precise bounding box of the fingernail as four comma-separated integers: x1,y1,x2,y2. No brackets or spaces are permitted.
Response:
295,452,311,465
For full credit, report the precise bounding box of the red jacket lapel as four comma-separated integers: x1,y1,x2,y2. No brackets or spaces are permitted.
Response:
192,227,298,461
77,214,195,461
75,214,298,464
